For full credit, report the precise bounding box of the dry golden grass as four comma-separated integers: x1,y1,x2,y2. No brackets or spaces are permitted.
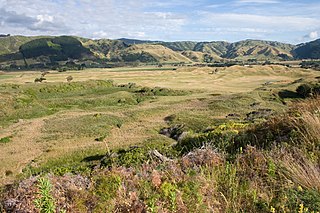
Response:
276,148,320,192
289,97,320,152
0,65,319,185
0,65,317,94
126,44,192,63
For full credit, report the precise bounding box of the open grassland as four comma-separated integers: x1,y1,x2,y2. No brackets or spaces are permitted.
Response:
1,65,320,212
1,65,318,93
0,65,318,184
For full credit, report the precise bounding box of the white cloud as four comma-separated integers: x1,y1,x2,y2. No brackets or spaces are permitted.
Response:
0,0,319,43
0,0,187,40
200,13,320,32
36,15,54,24
309,31,318,40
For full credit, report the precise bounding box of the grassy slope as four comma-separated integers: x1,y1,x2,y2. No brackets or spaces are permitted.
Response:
294,39,320,59
226,39,295,60
1,66,320,212
80,38,129,59
3,36,320,66
0,65,318,184
0,36,43,55
121,44,193,63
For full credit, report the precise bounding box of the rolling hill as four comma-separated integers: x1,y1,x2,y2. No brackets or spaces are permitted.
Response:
0,35,46,55
0,35,320,69
119,44,192,63
293,39,320,59
225,40,295,60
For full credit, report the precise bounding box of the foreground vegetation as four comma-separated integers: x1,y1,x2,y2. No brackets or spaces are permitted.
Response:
1,65,320,212
2,96,320,212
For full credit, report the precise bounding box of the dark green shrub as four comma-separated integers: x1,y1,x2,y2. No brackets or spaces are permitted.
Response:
296,84,313,98
0,136,11,144
296,83,320,98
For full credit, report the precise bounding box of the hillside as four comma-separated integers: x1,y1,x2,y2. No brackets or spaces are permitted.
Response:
0,35,45,55
1,36,320,69
225,40,295,60
117,44,193,63
118,38,161,45
19,36,93,60
81,38,129,59
193,41,229,56
294,39,320,59
161,41,198,51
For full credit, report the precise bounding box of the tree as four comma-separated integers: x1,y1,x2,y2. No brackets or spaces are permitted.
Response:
34,77,46,83
66,76,73,82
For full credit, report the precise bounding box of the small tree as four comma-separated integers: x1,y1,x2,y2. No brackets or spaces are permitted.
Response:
66,76,73,82
34,77,46,83
41,71,50,77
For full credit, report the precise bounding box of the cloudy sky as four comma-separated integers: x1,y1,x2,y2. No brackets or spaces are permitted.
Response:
0,0,319,44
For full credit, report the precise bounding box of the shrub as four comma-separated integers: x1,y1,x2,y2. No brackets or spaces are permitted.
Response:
34,178,56,213
296,84,313,98
66,76,73,82
296,83,320,98
34,77,46,83
0,136,11,144
94,174,122,201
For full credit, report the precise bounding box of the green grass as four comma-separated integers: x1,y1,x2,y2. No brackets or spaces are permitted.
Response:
0,80,188,127
0,75,13,80
0,136,12,144
43,114,124,139
2,66,320,212
22,147,109,177
34,178,56,213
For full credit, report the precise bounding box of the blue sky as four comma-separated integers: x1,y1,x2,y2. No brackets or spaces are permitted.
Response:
0,0,319,44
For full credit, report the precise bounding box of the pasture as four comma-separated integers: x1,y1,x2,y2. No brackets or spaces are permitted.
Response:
0,65,318,185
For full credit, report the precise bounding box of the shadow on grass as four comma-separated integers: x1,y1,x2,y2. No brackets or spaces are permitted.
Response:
278,90,300,99
82,154,106,162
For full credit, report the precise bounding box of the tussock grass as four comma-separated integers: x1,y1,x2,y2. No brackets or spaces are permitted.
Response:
276,149,320,192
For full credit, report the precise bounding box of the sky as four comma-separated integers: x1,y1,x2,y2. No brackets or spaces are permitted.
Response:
0,0,319,44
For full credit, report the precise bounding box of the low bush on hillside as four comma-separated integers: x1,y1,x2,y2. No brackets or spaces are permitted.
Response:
296,83,320,98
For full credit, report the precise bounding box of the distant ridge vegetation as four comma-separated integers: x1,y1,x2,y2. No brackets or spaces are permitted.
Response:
0,35,320,69
19,36,92,60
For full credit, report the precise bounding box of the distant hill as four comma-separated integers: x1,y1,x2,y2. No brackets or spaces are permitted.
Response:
225,40,295,60
81,38,129,59
0,36,45,55
19,36,93,60
118,38,161,45
161,41,198,51
1,35,320,69
160,40,293,60
294,39,320,59
116,44,192,63
194,42,229,56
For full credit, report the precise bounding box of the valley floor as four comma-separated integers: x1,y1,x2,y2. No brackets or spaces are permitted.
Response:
1,65,320,212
